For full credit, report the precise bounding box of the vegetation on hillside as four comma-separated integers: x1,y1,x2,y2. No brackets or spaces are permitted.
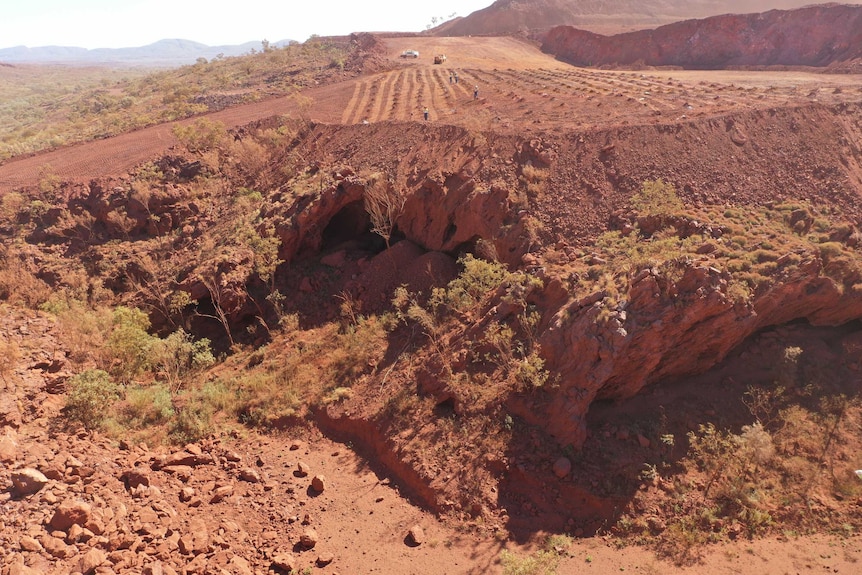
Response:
1,40,861,563
0,38,352,161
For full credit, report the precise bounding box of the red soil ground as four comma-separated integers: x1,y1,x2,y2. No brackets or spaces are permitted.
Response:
3,36,861,192
3,34,862,575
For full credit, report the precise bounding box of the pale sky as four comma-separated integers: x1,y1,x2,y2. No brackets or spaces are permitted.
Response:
0,0,494,50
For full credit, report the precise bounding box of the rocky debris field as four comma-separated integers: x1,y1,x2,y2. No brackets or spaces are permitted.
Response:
0,307,499,575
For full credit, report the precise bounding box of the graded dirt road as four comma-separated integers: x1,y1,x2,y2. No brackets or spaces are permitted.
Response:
2,36,861,192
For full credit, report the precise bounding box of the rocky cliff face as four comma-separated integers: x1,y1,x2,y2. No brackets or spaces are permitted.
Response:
257,101,862,452
433,0,860,37
535,253,862,447
542,4,862,68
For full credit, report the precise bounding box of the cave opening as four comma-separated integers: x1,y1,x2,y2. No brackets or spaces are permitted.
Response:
321,200,373,250
434,397,457,419
319,199,407,255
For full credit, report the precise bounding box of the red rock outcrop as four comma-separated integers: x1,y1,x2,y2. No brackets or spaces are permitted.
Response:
542,4,862,68
432,0,848,37
533,256,862,447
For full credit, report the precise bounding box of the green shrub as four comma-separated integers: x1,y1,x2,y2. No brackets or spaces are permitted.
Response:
433,254,541,313
107,306,157,383
630,179,684,216
172,118,227,154
500,550,560,575
122,384,174,427
65,369,120,429
151,329,215,391
169,402,213,444
516,351,550,389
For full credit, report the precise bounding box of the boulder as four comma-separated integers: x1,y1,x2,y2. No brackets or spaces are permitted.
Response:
300,528,318,549
552,457,572,479
0,434,17,462
18,535,43,552
295,461,311,477
39,534,73,558
316,552,334,566
407,525,425,546
11,468,49,496
271,553,296,572
310,474,326,493
78,548,106,574
121,467,150,489
49,499,92,531
178,519,210,555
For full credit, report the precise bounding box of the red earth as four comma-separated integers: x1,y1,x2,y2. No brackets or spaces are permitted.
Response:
3,31,862,575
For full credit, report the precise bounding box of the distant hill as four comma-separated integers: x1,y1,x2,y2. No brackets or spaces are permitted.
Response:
0,38,294,67
541,3,862,68
433,0,862,36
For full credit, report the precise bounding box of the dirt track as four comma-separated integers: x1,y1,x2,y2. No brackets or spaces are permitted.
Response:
2,36,862,193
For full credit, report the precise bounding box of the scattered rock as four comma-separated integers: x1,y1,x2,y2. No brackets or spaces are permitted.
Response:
311,474,327,493
296,461,311,477
11,468,49,496
39,534,73,558
407,525,425,546
289,440,304,451
300,528,319,549
179,487,195,502
161,465,193,482
637,434,651,448
7,556,41,575
49,499,92,531
552,457,572,479
239,468,261,483
162,450,210,467
228,555,254,575
78,547,106,574
210,484,234,503
178,519,209,555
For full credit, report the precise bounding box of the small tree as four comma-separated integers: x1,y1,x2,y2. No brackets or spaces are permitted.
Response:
199,270,237,348
363,172,405,250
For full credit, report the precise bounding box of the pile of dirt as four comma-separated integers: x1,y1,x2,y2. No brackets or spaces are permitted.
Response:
542,4,862,68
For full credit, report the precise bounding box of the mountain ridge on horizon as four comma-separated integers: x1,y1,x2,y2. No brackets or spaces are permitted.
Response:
432,0,862,36
0,38,295,66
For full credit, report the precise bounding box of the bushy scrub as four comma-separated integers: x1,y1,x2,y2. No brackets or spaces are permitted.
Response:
65,369,120,429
